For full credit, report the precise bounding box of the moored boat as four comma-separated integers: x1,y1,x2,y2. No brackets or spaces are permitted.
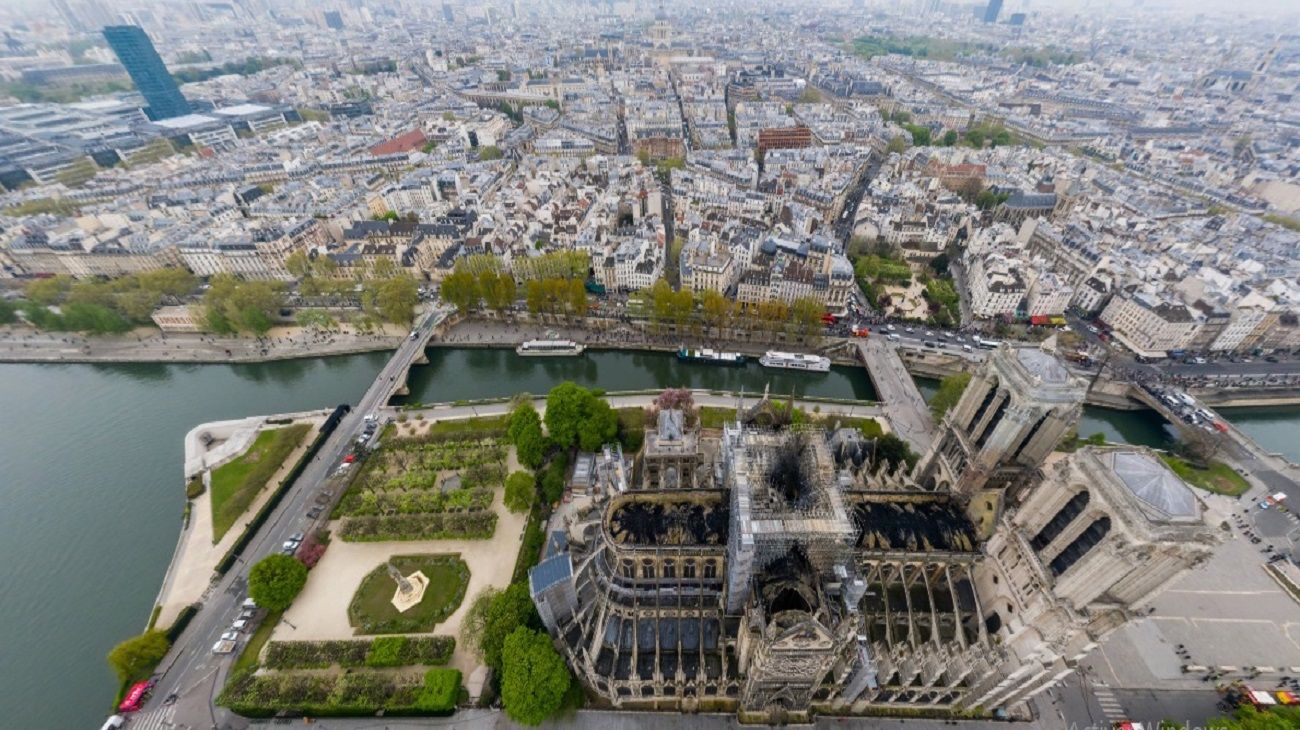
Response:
758,350,831,372
676,347,746,365
516,339,585,356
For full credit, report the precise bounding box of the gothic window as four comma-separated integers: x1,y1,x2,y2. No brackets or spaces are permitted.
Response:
683,561,697,579
1049,516,1111,576
1030,491,1090,552
965,379,1000,432
642,559,655,579
974,395,1010,449
1010,411,1051,462
622,560,636,579
663,560,676,578
703,560,717,579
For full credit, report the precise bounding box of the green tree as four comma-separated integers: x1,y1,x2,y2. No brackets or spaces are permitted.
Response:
107,631,170,683
565,278,587,317
504,470,535,513
0,299,17,325
479,145,503,161
577,399,619,451
508,402,546,469
25,275,72,305
369,256,399,280
440,269,481,313
789,296,824,341
500,627,571,726
540,461,565,504
668,287,694,329
700,289,733,335
886,136,907,154
203,274,282,335
285,250,311,279
874,433,917,471
481,583,541,672
930,372,971,418
459,587,499,660
902,123,931,146
544,382,590,449
248,553,308,612
1208,707,1300,730
374,275,419,323
940,130,959,146
479,270,517,313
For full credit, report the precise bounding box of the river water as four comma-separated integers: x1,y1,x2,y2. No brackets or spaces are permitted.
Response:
1,348,1295,728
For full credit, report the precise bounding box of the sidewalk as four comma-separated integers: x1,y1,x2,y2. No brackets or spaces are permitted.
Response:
0,323,404,364
155,414,323,627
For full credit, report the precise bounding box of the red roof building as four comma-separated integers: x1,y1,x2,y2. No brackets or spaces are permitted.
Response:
369,129,428,156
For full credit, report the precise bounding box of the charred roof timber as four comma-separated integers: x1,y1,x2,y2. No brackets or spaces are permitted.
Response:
607,492,729,546
852,499,979,554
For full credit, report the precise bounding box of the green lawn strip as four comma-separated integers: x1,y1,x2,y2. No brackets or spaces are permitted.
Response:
349,555,469,634
421,414,510,436
1160,454,1251,497
813,414,883,438
210,424,311,542
697,406,736,429
232,609,282,675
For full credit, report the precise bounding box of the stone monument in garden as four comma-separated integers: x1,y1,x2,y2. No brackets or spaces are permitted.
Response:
387,561,429,613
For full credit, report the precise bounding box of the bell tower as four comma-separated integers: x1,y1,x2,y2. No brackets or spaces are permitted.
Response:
914,344,1086,534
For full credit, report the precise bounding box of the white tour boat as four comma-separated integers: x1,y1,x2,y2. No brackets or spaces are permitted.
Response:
516,339,586,357
758,350,831,372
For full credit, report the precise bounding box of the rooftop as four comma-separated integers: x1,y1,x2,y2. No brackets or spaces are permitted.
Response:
1107,450,1200,520
1016,347,1070,384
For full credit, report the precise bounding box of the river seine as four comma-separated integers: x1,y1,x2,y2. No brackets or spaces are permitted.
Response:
0,348,1293,728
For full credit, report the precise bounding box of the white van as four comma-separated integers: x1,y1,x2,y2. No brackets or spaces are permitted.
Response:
886,333,900,342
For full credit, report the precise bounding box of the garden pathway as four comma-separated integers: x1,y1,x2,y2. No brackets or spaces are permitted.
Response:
272,448,528,676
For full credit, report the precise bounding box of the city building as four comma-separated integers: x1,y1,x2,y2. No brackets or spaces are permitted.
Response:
102,25,192,120
530,350,1216,721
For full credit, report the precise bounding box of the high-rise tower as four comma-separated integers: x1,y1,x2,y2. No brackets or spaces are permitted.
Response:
983,0,1004,23
102,25,191,120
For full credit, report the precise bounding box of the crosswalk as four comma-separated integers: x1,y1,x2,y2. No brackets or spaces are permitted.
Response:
126,704,174,730
1093,683,1127,723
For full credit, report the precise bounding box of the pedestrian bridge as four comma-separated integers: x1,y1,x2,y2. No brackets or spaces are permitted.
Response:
855,338,935,453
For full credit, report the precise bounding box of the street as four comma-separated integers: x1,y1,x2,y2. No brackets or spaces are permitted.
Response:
130,309,448,730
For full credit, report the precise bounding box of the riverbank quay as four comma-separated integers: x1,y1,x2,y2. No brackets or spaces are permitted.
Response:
0,324,404,363
151,411,329,629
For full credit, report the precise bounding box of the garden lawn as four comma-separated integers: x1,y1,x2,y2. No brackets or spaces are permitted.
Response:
697,406,736,429
210,424,311,542
349,554,469,635
422,414,509,435
1160,455,1251,497
815,415,882,438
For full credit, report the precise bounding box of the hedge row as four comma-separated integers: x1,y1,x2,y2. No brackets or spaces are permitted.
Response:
338,511,496,542
264,636,455,670
214,405,344,575
218,667,460,718
365,635,455,667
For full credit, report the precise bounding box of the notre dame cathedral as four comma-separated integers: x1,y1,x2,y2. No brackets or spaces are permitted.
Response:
528,345,1219,722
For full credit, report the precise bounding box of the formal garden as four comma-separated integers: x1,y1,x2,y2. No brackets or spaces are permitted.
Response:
217,666,461,717
263,635,455,669
348,554,469,634
334,433,505,542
